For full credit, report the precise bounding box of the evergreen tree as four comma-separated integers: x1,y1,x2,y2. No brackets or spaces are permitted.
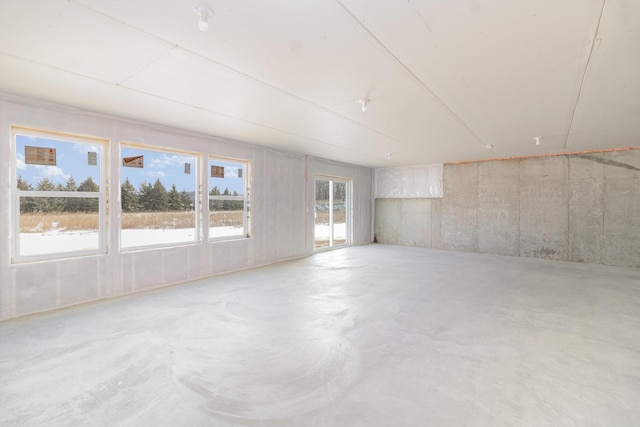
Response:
180,191,193,211
51,183,66,212
36,177,56,191
64,177,80,212
231,190,243,210
121,178,139,212
142,179,168,211
209,186,222,210
34,177,56,213
138,182,153,211
16,176,36,213
152,178,169,211
315,180,330,202
17,176,33,191
78,177,99,192
334,182,346,202
168,184,182,211
222,187,232,211
64,177,78,191
78,177,99,212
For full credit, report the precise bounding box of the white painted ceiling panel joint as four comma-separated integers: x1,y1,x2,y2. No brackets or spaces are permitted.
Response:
335,0,487,146
119,44,181,86
562,0,608,151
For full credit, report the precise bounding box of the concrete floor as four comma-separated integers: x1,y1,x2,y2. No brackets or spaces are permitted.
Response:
1,245,640,426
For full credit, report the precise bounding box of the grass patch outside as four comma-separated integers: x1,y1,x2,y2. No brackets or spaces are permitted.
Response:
20,210,244,233
20,209,342,233
21,212,99,232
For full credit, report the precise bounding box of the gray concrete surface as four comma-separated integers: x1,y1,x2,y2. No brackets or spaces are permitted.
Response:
430,198,443,249
602,150,640,267
519,156,569,260
374,199,432,247
440,162,478,252
478,159,520,255
400,199,432,247
374,198,402,245
374,149,640,267
569,155,604,263
2,244,640,426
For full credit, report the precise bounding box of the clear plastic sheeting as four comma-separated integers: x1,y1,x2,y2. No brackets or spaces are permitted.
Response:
374,164,443,198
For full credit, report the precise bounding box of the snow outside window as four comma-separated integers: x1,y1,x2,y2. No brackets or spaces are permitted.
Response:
120,144,199,250
12,127,107,262
208,157,250,240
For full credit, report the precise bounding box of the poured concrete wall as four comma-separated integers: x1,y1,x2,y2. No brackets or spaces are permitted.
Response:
374,199,432,247
0,94,373,321
569,155,604,263
477,159,520,256
519,156,569,260
375,149,640,268
441,163,478,252
601,150,640,267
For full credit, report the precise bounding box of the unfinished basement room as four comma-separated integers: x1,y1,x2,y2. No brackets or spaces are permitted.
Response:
0,1,639,426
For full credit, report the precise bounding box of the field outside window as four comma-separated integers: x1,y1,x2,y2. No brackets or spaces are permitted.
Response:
315,177,349,250
209,158,249,240
120,145,198,249
12,127,106,262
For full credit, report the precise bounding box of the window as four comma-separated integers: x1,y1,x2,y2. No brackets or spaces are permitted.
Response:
120,144,199,249
208,157,250,240
315,177,350,250
12,127,107,262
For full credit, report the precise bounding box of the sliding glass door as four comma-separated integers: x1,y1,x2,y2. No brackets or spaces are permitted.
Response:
314,177,350,250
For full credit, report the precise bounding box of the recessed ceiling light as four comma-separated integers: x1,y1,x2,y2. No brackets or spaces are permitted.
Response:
482,144,494,149
533,137,542,146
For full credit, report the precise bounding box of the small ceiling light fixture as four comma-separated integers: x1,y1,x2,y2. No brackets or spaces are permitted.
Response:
194,3,214,32
482,144,494,149
359,99,369,113
387,152,393,160
533,137,542,146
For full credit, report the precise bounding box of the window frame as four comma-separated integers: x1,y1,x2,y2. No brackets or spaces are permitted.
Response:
119,142,201,251
208,156,251,242
11,126,108,263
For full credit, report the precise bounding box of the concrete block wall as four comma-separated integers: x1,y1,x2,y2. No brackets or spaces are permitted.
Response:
374,149,640,268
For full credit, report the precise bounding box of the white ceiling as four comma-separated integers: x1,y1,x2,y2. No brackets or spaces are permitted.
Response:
0,0,638,168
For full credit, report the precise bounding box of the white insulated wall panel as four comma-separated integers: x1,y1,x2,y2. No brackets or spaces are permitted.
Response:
0,94,373,321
